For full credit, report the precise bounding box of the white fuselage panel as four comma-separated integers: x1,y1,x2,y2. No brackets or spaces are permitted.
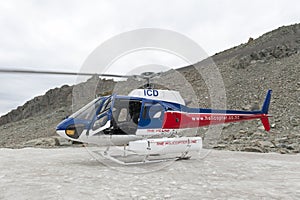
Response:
128,89,185,105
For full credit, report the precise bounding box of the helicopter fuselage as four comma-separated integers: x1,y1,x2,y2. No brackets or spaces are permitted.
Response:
56,89,272,146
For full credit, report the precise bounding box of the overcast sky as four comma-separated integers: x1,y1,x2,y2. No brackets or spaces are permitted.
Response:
0,0,300,116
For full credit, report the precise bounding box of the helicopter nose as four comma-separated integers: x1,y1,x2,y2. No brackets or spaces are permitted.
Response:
56,129,69,140
56,116,91,142
56,117,76,138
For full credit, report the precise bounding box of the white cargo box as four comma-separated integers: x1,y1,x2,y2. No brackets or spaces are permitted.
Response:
128,137,202,155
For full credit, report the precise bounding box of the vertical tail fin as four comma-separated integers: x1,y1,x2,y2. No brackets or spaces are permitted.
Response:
261,90,272,114
260,90,272,131
261,117,271,131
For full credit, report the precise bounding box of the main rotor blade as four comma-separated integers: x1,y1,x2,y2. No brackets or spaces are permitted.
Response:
0,68,130,78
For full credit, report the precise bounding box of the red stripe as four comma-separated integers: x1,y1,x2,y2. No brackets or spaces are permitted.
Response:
162,112,267,129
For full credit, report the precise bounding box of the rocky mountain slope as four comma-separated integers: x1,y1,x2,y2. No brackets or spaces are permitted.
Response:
0,78,115,147
0,23,299,152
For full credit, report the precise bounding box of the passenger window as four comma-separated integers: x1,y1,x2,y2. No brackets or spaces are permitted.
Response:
153,111,161,118
150,104,164,119
142,103,164,119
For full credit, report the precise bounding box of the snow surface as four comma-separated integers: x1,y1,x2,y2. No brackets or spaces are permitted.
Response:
0,147,300,200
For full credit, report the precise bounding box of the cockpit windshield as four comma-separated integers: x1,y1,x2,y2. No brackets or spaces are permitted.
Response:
69,97,104,120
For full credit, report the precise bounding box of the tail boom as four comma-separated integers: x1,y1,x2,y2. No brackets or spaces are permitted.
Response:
162,112,270,129
162,90,272,131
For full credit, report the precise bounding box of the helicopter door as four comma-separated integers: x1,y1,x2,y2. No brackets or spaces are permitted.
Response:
138,102,165,129
111,99,142,135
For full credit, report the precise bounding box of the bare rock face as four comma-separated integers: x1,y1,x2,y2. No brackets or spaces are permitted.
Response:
0,85,73,126
213,23,300,69
0,23,299,153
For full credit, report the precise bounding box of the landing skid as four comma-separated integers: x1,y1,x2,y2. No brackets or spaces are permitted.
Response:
94,146,192,165
175,156,191,161
90,137,202,165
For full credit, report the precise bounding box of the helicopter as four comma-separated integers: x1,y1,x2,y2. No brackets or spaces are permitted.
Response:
0,69,272,164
